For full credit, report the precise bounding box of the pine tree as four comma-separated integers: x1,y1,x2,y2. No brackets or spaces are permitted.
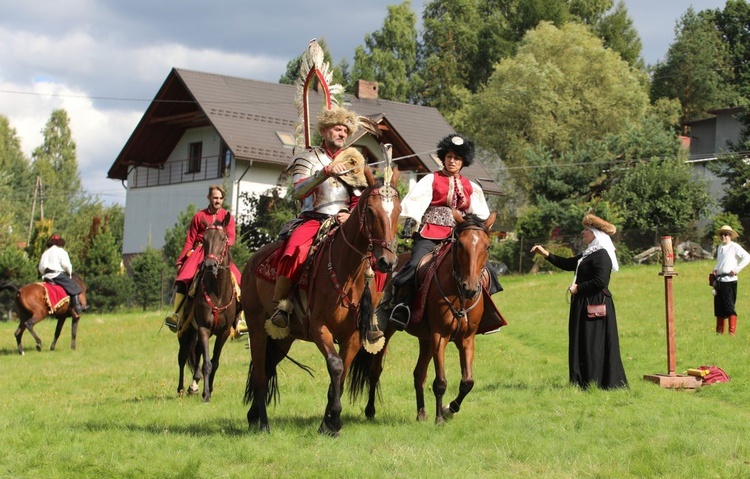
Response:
130,246,167,310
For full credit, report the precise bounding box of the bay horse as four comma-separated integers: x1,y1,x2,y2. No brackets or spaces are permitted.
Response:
4,274,88,355
177,213,238,402
354,210,499,424
241,165,400,435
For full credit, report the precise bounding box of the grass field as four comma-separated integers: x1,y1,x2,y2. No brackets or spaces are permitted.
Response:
2,259,749,478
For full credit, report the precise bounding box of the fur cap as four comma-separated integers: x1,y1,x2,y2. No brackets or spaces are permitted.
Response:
582,214,616,236
437,134,475,167
47,234,66,248
317,105,360,135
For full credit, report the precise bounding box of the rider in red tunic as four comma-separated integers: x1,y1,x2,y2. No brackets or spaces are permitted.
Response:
165,184,243,333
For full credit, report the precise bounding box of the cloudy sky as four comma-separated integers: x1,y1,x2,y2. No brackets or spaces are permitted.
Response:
0,0,728,205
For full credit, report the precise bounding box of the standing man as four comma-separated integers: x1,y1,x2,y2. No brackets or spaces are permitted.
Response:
266,105,372,339
164,184,243,334
39,234,83,317
712,225,750,335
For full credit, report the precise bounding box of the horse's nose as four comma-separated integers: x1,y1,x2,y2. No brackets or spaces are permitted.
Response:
376,256,397,273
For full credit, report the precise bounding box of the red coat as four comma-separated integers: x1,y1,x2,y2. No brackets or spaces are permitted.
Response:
175,207,241,284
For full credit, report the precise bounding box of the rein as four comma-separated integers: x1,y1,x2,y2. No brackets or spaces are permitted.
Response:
199,224,233,330
437,225,487,327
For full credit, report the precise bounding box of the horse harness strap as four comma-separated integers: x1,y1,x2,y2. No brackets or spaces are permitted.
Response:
201,279,233,330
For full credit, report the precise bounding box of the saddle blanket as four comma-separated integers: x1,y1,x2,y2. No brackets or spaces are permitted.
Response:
39,282,69,314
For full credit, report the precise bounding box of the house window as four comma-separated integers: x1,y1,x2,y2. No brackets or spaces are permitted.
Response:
187,142,202,173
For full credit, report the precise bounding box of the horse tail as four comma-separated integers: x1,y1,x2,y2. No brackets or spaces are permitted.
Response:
347,346,376,402
0,282,18,293
244,338,314,407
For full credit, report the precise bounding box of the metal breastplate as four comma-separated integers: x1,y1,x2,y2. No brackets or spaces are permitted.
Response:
290,149,352,215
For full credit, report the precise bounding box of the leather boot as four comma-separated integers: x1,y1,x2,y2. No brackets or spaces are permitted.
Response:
70,295,83,314
266,276,293,339
716,317,725,335
165,292,186,333
729,315,737,336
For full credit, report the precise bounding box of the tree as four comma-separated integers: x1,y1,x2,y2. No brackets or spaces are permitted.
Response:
130,246,167,310
80,227,121,277
0,115,33,244
711,0,750,101
650,8,741,126
350,1,422,103
605,157,712,239
462,21,649,187
31,109,86,224
708,152,750,220
593,0,644,69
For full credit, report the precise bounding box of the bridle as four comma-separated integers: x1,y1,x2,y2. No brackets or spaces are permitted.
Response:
434,223,488,327
327,183,399,311
199,224,233,329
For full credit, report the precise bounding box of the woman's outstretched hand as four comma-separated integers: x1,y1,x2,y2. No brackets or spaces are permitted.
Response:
530,244,550,257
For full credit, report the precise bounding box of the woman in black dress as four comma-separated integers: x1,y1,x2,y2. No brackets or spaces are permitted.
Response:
530,214,628,390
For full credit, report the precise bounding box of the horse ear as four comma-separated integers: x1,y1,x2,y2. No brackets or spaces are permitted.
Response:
390,167,399,187
452,209,464,224
223,212,231,227
364,166,375,187
202,218,209,227
485,211,497,230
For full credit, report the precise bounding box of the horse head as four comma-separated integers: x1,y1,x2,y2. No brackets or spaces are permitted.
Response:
353,165,401,274
72,273,88,311
201,214,231,277
451,209,496,299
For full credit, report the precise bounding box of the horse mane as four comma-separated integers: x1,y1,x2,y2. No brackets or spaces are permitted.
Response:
456,213,487,233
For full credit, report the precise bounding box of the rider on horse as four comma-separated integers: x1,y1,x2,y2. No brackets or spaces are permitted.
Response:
38,234,84,317
266,105,376,340
164,184,245,336
389,134,501,328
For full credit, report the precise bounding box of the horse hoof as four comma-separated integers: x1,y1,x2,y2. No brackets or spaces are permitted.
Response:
435,416,445,426
416,411,427,422
317,421,341,437
50,345,56,351
36,343,42,352
187,385,199,395
441,406,455,420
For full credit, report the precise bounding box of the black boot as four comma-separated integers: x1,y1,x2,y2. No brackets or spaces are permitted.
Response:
70,295,83,314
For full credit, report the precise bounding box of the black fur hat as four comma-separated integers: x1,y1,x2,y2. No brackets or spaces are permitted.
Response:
47,234,66,248
437,134,475,167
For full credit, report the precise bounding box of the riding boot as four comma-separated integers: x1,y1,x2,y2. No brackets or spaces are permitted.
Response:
266,276,293,339
70,295,83,314
729,315,738,336
716,317,725,335
165,292,186,333
389,282,414,331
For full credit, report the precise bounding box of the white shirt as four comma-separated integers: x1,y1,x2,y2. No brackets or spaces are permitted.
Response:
400,173,490,222
714,241,750,283
38,245,73,281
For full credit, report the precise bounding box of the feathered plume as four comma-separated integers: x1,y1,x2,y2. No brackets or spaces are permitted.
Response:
293,39,380,151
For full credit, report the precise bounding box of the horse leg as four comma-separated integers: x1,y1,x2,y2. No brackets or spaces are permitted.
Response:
23,318,44,352
51,317,66,351
364,330,395,420
14,321,28,355
413,338,432,422
443,336,475,419
431,334,449,425
199,328,213,402
177,329,192,396
208,328,231,395
314,329,344,436
70,316,79,350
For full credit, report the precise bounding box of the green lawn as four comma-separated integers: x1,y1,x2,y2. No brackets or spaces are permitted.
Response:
1,259,749,478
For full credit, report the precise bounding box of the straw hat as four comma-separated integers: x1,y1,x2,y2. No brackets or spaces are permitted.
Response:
582,214,616,236
717,225,739,239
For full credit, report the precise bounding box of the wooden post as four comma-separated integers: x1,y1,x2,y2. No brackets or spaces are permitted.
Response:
643,236,700,389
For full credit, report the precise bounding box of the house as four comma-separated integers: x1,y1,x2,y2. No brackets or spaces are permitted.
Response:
108,68,502,261
686,106,747,203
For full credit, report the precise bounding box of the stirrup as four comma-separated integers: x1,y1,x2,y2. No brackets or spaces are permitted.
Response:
265,309,291,339
389,303,410,330
164,313,179,333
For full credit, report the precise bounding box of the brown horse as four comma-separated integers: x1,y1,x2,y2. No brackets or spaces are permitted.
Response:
177,213,238,402
241,165,400,435
5,274,88,355
355,210,499,424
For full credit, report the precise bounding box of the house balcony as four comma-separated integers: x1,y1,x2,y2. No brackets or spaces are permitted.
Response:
129,155,230,189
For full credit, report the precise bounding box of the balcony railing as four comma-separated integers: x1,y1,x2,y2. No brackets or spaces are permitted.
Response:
130,155,230,188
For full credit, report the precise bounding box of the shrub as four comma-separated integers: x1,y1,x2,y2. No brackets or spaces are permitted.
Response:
86,274,135,312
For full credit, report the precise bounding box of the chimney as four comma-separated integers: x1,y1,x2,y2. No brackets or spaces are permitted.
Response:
355,80,379,100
